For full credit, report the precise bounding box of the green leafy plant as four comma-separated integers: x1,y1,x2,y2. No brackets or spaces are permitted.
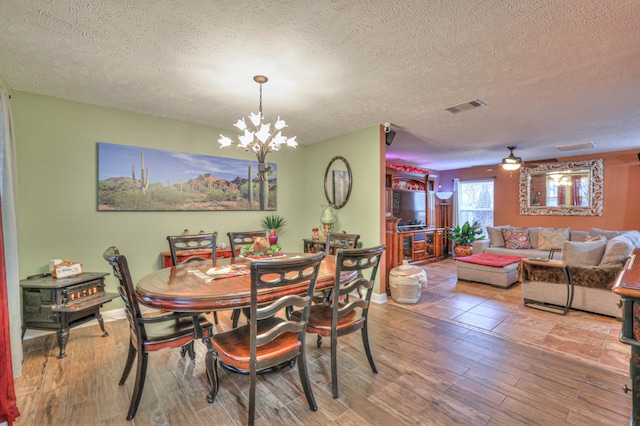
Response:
447,220,485,246
262,214,286,230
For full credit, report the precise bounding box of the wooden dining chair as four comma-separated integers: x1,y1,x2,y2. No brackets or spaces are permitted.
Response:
227,230,267,327
296,244,386,399
324,232,360,255
167,232,219,324
166,232,217,266
208,252,325,425
102,246,213,421
227,230,267,256
312,232,362,305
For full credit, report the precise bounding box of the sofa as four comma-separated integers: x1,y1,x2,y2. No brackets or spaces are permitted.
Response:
472,226,591,260
472,226,640,317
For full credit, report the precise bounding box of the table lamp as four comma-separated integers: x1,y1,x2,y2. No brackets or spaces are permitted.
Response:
320,205,336,240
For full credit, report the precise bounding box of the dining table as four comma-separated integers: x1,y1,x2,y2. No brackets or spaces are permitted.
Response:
135,253,356,403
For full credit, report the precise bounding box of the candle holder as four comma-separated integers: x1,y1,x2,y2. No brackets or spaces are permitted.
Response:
320,205,336,240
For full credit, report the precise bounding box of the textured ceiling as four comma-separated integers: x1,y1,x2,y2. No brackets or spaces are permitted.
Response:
1,0,639,170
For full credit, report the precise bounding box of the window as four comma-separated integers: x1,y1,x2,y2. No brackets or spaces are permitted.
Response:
456,179,494,237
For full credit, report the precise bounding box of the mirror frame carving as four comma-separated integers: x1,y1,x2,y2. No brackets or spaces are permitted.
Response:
324,156,352,209
519,159,604,216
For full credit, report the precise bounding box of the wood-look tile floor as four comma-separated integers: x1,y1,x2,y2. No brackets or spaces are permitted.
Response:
389,259,629,375
14,260,632,425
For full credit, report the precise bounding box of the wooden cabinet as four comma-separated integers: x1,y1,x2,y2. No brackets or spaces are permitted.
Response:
400,229,442,263
384,164,442,294
611,249,640,424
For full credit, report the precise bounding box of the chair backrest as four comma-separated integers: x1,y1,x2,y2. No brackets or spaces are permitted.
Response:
167,232,217,266
227,230,266,258
325,232,360,255
249,252,325,368
331,245,386,324
103,246,146,341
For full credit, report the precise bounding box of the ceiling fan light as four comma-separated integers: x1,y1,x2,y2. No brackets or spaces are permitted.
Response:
501,146,522,170
501,161,521,171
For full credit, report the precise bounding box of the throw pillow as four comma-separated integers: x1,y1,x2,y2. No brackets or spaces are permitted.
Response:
562,239,607,266
487,226,509,247
600,235,634,267
570,230,589,242
528,227,541,249
589,227,622,240
501,227,530,249
538,228,570,250
584,234,606,242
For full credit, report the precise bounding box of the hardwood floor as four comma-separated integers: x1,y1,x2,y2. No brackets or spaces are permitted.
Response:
15,261,633,425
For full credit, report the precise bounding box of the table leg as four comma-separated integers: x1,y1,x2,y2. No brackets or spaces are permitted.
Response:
202,334,219,403
191,315,219,403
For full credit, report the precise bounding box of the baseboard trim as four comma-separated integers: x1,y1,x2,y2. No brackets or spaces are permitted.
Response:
371,292,388,304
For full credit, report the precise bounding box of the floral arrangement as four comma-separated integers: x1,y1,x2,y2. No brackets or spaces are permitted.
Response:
240,243,285,259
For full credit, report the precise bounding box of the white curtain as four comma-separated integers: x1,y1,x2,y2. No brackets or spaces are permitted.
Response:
0,84,22,378
452,178,460,228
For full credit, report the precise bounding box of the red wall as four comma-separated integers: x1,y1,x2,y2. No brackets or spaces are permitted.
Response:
436,149,640,231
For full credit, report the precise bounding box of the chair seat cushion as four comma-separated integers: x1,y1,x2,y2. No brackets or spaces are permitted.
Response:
211,317,301,371
299,304,363,336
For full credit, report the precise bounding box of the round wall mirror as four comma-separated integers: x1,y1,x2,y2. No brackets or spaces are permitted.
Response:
324,156,352,209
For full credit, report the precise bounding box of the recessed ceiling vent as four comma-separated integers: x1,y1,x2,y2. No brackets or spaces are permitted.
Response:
555,141,596,151
445,99,486,114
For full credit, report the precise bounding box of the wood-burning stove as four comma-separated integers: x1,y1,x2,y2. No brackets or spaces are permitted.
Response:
20,272,117,358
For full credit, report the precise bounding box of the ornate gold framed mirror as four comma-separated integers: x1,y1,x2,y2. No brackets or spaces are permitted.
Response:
324,156,352,209
519,159,603,216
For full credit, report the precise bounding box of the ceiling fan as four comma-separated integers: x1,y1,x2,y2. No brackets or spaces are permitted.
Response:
500,146,558,170
501,146,522,170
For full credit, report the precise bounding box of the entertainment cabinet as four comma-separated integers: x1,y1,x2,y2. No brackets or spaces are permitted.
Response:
384,164,443,293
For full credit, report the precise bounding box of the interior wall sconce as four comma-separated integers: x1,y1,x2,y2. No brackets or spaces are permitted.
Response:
435,191,453,201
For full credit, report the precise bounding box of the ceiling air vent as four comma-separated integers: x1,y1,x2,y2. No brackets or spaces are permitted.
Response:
555,141,596,151
445,99,486,114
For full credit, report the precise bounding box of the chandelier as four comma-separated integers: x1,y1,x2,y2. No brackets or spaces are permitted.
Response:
501,146,522,171
218,75,297,210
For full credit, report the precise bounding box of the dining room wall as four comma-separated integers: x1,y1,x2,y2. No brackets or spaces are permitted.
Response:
305,126,382,245
304,127,384,288
10,90,315,312
9,91,386,315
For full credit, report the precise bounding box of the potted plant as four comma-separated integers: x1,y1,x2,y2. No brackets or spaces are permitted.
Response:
448,220,485,257
262,214,286,245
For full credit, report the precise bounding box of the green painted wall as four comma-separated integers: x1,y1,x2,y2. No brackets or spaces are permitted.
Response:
10,91,383,317
305,127,384,289
305,127,382,247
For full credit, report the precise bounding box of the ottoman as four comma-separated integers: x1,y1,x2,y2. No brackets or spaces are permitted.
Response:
455,254,522,288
